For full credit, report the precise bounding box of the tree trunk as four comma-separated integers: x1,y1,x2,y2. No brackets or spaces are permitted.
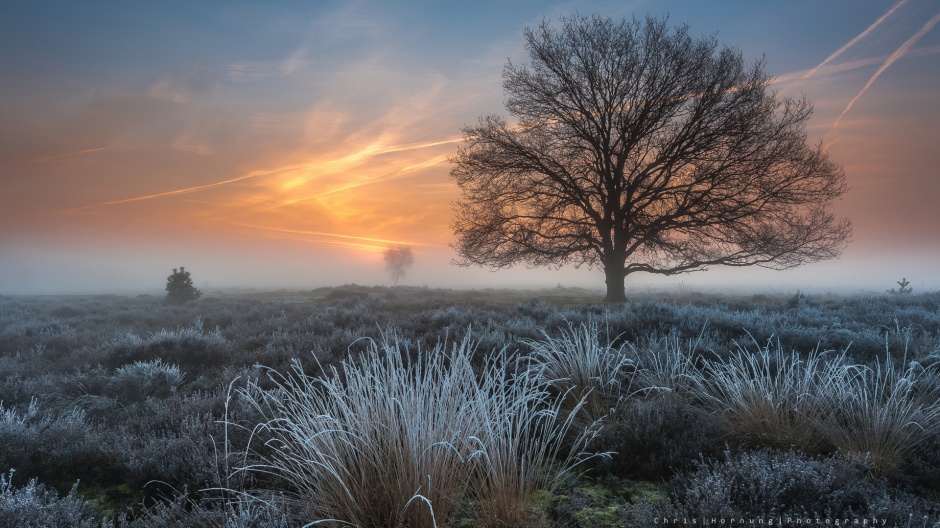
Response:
603,264,627,303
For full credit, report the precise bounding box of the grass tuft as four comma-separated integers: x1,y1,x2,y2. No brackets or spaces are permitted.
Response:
231,330,603,527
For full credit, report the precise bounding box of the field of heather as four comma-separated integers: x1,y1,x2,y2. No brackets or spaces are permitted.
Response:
2,286,940,526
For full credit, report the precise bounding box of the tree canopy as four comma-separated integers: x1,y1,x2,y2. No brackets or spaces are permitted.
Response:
451,15,851,302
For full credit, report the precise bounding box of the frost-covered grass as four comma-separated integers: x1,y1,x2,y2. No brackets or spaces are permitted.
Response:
694,338,855,454
523,320,635,420
1,286,940,525
233,333,602,527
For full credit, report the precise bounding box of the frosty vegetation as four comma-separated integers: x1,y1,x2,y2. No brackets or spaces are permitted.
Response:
1,286,940,526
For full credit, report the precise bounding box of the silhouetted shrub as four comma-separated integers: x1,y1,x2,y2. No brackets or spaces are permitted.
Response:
165,267,202,304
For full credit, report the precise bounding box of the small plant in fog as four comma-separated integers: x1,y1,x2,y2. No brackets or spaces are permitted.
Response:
383,245,414,286
165,266,203,303
888,277,913,294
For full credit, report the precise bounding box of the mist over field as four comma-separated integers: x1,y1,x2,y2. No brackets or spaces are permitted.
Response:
2,246,937,296
1,0,939,296
3,1,940,526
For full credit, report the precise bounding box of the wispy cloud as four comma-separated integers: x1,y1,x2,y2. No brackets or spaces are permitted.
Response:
773,44,940,87
227,48,313,81
833,11,940,129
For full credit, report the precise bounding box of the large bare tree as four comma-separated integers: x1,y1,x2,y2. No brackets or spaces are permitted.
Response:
451,15,851,302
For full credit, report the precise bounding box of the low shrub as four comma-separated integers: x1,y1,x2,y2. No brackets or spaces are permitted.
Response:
0,470,104,528
107,360,185,403
666,449,940,524
587,396,724,481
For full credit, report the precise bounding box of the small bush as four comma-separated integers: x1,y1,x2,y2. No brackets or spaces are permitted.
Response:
104,323,228,369
107,360,185,402
587,396,724,481
0,470,103,528
666,449,939,523
165,267,202,304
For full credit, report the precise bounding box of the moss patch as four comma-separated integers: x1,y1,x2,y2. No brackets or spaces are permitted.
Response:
549,477,669,527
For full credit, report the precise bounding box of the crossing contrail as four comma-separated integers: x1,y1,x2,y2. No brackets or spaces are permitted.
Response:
833,11,940,129
805,0,908,79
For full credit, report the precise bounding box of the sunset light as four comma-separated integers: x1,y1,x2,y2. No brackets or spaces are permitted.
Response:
2,0,939,293
5,4,940,523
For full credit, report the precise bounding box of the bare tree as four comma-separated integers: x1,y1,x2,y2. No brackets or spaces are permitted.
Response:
451,15,851,302
384,246,414,286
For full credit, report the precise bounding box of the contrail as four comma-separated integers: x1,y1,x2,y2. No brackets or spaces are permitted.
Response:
63,169,274,212
833,11,940,129
805,0,908,79
39,147,107,161
63,137,462,212
232,224,430,247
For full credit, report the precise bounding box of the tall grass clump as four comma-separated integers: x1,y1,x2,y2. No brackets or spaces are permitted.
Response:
631,331,709,402
466,352,605,526
235,334,478,527
697,337,854,454
824,354,940,475
524,320,633,419
232,331,602,527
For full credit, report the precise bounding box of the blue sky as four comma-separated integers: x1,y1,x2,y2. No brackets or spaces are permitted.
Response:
2,1,939,294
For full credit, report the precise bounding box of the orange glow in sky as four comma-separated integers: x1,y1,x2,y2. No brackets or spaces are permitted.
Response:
2,1,939,293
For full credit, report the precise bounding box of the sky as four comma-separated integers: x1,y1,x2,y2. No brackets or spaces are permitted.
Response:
1,0,939,295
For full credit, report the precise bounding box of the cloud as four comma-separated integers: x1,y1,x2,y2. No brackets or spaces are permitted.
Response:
148,63,218,103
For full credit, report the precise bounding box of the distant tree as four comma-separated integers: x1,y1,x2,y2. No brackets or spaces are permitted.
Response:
451,14,851,302
166,266,202,303
888,277,913,295
384,246,414,286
